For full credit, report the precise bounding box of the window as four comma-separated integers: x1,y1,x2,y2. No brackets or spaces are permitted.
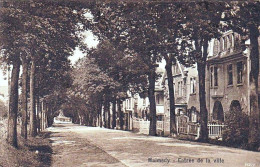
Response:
156,94,163,105
210,66,218,87
210,67,214,87
220,38,223,52
156,94,160,104
126,98,132,110
191,111,197,122
213,39,219,56
190,77,196,94
214,67,218,86
227,35,231,49
231,34,234,48
178,81,182,96
237,61,243,84
228,64,233,85
224,37,227,50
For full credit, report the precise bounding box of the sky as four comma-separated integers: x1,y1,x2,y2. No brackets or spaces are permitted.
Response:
69,30,99,65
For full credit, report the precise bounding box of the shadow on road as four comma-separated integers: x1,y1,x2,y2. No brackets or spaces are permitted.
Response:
26,131,53,167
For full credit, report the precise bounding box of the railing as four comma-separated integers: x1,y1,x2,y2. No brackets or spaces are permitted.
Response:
133,117,225,139
208,123,225,139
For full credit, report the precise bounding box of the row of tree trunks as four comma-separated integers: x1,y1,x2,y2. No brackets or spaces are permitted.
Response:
97,99,124,130
8,55,50,148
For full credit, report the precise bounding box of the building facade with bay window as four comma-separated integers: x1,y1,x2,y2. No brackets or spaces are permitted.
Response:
206,30,251,123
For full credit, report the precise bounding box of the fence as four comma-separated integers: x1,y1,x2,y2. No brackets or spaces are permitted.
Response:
177,115,225,139
208,123,225,139
133,117,225,139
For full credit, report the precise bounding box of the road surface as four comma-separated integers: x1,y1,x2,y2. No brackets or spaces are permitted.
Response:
46,123,260,167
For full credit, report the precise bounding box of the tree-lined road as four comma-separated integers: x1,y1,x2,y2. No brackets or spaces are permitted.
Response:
47,123,260,167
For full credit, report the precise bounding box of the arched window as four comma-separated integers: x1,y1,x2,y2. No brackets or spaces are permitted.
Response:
212,101,224,122
229,100,242,113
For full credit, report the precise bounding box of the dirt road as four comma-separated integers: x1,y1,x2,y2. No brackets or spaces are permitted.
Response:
46,123,260,167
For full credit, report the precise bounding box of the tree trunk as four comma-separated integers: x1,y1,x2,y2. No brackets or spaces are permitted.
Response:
30,60,37,137
165,60,177,136
7,61,20,147
98,103,102,127
21,59,28,139
36,96,41,133
117,100,124,130
248,24,259,150
108,103,111,129
104,98,110,129
112,99,116,129
148,71,157,136
99,111,102,127
102,104,107,128
197,40,209,142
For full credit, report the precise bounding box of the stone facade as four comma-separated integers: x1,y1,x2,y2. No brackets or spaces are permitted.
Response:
206,31,250,122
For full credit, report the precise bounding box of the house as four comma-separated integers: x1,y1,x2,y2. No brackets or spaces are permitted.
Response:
162,61,200,124
161,30,254,139
129,66,166,135
206,31,251,123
